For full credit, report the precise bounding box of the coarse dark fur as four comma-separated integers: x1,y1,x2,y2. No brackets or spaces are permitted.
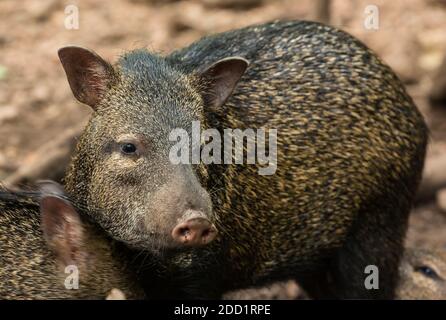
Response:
63,21,428,299
0,187,143,299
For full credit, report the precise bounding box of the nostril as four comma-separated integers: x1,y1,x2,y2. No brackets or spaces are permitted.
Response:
178,227,190,237
172,224,193,243
171,218,218,246
203,225,217,243
201,228,210,238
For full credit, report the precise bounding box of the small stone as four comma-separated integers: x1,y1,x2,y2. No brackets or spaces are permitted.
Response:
0,65,8,80
436,188,446,213
0,105,18,122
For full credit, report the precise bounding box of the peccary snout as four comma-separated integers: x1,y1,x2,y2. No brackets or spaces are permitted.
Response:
171,210,217,246
135,165,217,249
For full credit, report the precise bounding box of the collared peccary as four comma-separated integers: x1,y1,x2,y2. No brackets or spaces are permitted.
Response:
58,21,427,299
224,248,446,300
397,248,446,300
0,182,143,299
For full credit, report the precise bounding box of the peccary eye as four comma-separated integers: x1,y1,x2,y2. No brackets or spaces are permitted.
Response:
415,265,439,279
121,143,137,155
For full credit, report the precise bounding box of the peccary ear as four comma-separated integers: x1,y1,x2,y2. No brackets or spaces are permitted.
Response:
39,181,85,268
200,57,249,109
58,46,115,109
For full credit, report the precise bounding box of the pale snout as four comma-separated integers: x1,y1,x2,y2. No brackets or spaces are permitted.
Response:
171,210,217,246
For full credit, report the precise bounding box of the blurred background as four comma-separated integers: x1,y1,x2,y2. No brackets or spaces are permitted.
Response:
1,0,446,286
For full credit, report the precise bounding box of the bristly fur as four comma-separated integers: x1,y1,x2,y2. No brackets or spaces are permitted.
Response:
0,187,144,299
65,20,428,299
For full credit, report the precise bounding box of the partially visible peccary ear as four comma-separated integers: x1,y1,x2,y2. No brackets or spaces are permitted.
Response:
39,181,86,268
199,57,249,109
58,46,115,109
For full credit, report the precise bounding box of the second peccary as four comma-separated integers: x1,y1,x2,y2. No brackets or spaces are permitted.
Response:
224,248,446,300
0,182,143,299
397,248,446,300
58,21,427,299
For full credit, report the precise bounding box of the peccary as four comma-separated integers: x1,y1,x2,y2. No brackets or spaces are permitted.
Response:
58,21,428,299
224,248,446,300
0,182,143,299
397,248,446,300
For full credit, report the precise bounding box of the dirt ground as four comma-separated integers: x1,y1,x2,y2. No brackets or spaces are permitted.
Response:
1,0,446,298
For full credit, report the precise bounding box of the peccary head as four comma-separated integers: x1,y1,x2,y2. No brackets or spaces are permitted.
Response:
0,181,143,299
397,248,446,300
59,46,248,251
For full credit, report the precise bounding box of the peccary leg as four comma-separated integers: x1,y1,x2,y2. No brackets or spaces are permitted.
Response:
329,202,409,299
